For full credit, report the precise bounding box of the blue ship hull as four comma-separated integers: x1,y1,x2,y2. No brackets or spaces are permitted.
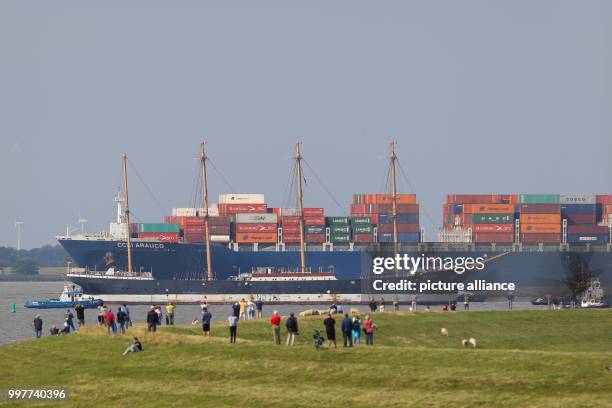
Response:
58,238,612,302
24,299,103,309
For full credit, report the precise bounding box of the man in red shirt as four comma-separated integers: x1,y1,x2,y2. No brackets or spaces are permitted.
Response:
103,309,115,335
270,311,281,345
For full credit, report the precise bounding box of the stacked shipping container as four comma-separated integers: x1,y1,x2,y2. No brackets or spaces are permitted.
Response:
351,194,420,243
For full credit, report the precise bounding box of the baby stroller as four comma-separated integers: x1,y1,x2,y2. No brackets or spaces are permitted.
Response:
313,330,324,350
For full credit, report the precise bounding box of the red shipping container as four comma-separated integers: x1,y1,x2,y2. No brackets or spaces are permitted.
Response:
520,213,561,224
465,204,515,214
377,223,419,233
519,204,561,214
304,216,325,225
520,233,561,243
281,233,302,243
366,204,419,213
137,232,179,242
565,213,597,225
236,223,278,233
351,204,367,214
270,208,282,217
281,225,301,234
281,216,301,225
352,234,374,243
596,195,612,205
447,194,496,204
218,203,267,214
473,224,514,233
473,232,514,243
209,216,232,226
568,225,609,234
183,233,205,243
305,233,325,243
302,208,324,217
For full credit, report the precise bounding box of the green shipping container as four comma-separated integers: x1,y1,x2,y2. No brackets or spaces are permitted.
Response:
352,225,373,234
351,216,371,225
471,214,514,224
327,217,349,225
138,223,180,233
330,234,351,243
518,194,560,204
330,226,350,234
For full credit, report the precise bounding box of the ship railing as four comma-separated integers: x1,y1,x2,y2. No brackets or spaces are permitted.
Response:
68,267,154,280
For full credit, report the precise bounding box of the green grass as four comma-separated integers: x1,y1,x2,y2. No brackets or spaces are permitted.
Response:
1,310,612,407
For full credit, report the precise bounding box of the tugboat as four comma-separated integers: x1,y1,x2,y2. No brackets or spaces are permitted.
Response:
579,279,609,308
24,284,103,309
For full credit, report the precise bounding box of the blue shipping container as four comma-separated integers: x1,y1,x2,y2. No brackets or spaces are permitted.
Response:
378,213,419,224
561,204,597,214
378,232,420,243
567,234,608,244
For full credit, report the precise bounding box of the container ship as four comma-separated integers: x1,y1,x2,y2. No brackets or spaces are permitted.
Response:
58,143,612,304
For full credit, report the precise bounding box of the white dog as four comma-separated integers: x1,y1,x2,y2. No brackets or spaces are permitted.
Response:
440,328,448,336
462,338,477,348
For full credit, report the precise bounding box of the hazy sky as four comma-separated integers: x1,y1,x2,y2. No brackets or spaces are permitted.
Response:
1,1,611,248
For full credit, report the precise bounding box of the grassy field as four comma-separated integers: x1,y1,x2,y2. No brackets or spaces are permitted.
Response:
1,310,611,407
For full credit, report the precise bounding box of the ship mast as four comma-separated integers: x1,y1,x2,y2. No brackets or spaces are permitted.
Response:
389,141,399,275
295,142,307,273
122,153,133,274
201,142,214,280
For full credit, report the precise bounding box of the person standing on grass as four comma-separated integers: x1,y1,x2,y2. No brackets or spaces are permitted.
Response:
103,308,115,335
166,303,175,325
352,315,361,346
232,301,240,320
247,299,255,320
97,304,104,325
155,306,163,325
271,311,281,345
74,304,85,327
65,309,76,332
507,292,514,311
201,307,212,337
33,315,43,339
239,298,247,320
123,304,132,326
393,299,399,312
116,307,127,335
228,314,238,343
323,313,336,348
255,299,264,319
464,293,470,311
147,306,158,332
363,315,374,346
379,298,385,312
285,312,298,346
341,313,353,347
368,299,377,313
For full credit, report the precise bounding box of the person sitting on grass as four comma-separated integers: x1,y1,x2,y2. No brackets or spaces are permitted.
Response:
60,322,71,335
122,337,143,355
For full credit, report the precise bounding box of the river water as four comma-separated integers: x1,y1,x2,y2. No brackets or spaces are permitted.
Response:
0,282,542,345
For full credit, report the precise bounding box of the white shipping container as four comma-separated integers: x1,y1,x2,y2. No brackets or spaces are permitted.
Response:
210,235,230,242
219,193,265,204
559,194,596,204
281,208,300,216
235,213,278,224
172,206,219,217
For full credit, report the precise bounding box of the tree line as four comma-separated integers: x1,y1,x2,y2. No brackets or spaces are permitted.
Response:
0,245,69,275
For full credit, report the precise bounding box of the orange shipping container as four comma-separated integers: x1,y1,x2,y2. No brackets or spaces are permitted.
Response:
519,213,561,224
235,232,277,243
520,223,562,234
465,204,515,214
365,194,417,204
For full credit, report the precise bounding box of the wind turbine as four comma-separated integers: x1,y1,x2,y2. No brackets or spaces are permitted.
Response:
14,221,24,250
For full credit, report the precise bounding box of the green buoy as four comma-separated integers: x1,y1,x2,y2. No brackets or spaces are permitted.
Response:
11,303,16,313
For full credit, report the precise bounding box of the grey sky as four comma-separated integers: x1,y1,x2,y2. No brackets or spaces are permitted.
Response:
1,1,611,248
